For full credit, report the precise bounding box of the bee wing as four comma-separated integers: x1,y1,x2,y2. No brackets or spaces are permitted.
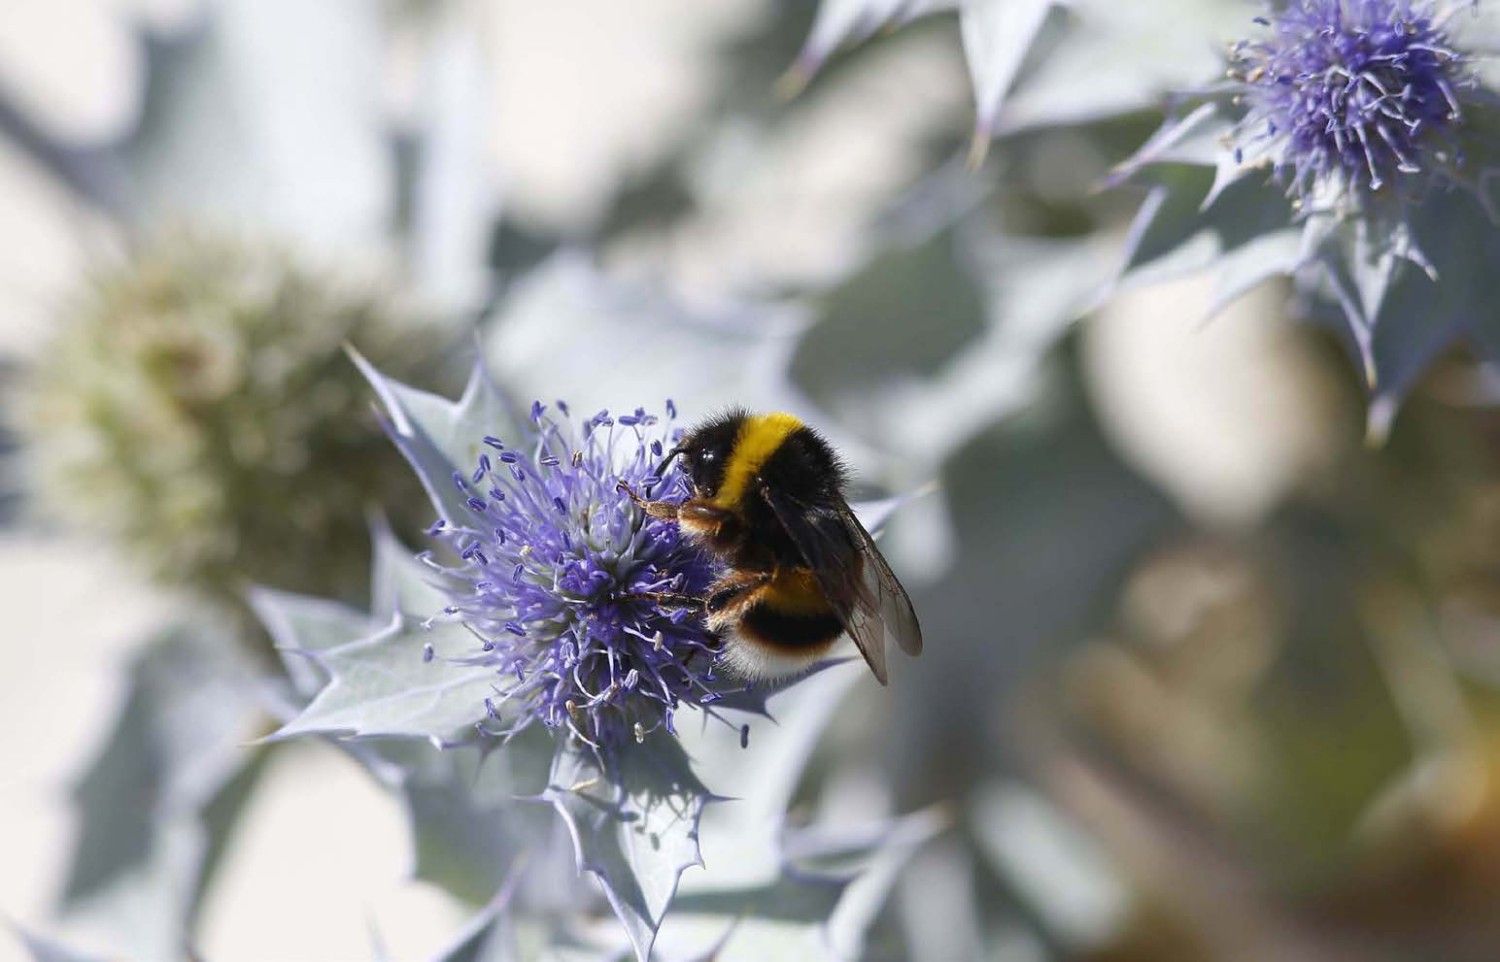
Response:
837,499,924,659
757,483,923,685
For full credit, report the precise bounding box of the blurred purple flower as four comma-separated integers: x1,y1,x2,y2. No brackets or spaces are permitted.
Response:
422,401,722,749
1230,0,1470,204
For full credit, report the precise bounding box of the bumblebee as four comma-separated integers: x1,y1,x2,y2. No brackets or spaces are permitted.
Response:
626,410,922,684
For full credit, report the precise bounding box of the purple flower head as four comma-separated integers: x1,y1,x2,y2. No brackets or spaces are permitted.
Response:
426,402,720,748
1230,0,1471,204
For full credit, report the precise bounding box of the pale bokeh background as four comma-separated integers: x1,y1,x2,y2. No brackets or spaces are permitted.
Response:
0,2,1353,959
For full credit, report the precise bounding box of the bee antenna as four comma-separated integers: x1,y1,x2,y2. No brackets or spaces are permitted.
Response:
658,446,684,474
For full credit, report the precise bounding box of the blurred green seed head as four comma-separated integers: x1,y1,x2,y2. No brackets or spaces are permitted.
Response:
21,231,441,626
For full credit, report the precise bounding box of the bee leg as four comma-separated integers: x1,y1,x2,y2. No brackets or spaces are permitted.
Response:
705,571,772,612
675,502,744,543
616,480,679,520
631,591,705,611
703,570,774,632
625,568,769,619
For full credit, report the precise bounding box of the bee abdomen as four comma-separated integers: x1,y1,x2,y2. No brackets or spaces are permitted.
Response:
739,602,844,652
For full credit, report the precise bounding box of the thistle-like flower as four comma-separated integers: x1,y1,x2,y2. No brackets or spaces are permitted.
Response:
1229,0,1471,205
425,401,722,749
21,232,438,624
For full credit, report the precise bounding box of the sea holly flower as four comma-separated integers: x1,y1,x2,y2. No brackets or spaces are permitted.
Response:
426,400,724,749
1228,0,1472,207
266,357,889,961
1110,0,1500,439
267,356,825,756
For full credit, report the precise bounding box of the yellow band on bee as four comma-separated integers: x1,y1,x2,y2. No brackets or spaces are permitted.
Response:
712,412,803,509
761,568,832,615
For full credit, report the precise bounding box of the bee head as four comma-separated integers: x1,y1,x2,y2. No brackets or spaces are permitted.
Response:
670,410,745,499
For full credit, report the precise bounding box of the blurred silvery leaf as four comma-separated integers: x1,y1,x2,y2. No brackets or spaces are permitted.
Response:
0,0,203,214
658,808,945,961
998,0,1243,134
250,584,379,699
688,664,863,846
1116,123,1500,439
55,628,264,962
123,0,389,250
888,351,1179,802
790,0,956,83
398,744,549,907
269,611,490,746
1328,189,1500,441
483,254,807,419
381,837,612,962
370,515,455,622
1117,161,1304,319
894,838,987,962
904,230,1116,463
791,228,988,427
800,808,949,959
654,665,944,961
959,0,1057,156
792,0,1244,146
407,804,562,962
603,662,864,958
618,29,968,304
422,896,625,962
790,0,1055,154
392,10,499,315
9,926,109,962
8,0,500,310
541,740,711,962
793,222,1114,474
0,86,126,220
251,532,550,908
424,897,520,962
971,783,1128,955
351,349,520,538
0,4,153,145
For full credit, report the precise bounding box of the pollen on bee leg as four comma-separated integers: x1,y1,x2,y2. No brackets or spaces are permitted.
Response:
617,480,680,520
